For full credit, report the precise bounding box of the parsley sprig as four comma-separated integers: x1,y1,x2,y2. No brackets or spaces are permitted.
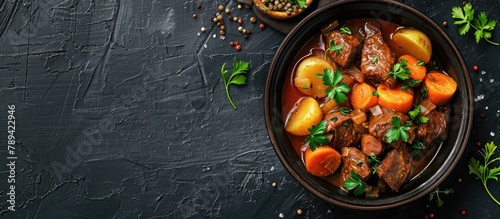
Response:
367,153,381,174
429,187,454,207
316,69,350,104
452,3,499,45
469,141,500,205
221,58,250,109
389,58,411,80
385,116,412,143
305,120,329,151
344,171,367,196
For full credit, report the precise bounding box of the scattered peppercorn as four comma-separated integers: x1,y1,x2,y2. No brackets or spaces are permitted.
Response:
220,30,225,35
220,25,225,30
297,209,303,215
480,113,485,118
238,4,242,9
473,65,479,71
235,44,242,51
234,41,239,46
259,23,265,29
477,141,482,147
217,15,223,21
243,33,249,39
272,182,277,187
461,210,466,215
200,27,206,32
225,8,231,14
238,26,243,32
233,16,238,22
443,21,447,27
196,3,201,9
245,4,250,9
230,41,235,46
213,18,218,22
238,18,243,25
218,5,224,11
193,14,197,19
250,17,257,23
458,177,462,182
462,1,467,6
429,213,435,218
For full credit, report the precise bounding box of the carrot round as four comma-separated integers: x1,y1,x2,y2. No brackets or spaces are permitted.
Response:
377,83,414,113
304,146,341,177
351,83,378,111
399,55,426,81
424,72,457,106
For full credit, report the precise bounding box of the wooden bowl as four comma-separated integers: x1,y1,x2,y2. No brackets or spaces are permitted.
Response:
253,0,313,20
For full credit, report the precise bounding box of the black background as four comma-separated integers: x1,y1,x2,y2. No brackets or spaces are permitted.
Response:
0,0,499,218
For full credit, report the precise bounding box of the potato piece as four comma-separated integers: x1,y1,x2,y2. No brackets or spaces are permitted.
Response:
294,56,336,98
285,97,323,136
392,28,432,63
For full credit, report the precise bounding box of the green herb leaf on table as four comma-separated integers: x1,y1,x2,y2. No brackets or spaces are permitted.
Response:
451,3,499,45
428,187,454,207
385,116,412,143
221,58,250,109
305,120,329,151
340,27,352,35
316,69,350,104
389,58,411,80
469,141,500,205
344,171,367,196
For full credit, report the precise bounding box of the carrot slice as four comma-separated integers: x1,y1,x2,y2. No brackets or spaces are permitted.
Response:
377,83,414,113
424,72,457,106
399,55,426,81
351,83,378,111
304,146,341,177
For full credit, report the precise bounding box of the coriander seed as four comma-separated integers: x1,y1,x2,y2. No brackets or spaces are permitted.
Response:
217,15,223,21
238,4,242,9
218,5,224,11
233,16,238,22
200,27,206,32
219,30,225,35
238,26,243,32
196,3,201,9
297,209,303,215
250,17,256,23
225,8,231,14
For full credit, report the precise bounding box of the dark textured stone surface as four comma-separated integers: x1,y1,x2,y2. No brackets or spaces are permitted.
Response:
0,0,499,218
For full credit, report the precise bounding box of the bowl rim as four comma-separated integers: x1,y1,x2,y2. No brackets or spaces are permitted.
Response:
264,0,473,210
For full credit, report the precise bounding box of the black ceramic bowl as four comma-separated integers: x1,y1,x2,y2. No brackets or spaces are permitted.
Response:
264,0,473,210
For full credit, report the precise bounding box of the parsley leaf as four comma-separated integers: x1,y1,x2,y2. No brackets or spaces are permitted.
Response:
221,58,250,109
305,120,330,151
327,40,343,54
401,79,421,90
417,60,426,66
372,56,379,64
389,58,411,80
469,141,500,205
340,27,352,34
317,69,351,104
421,86,428,98
372,90,379,97
451,3,499,45
428,187,454,207
411,141,425,157
339,107,351,115
343,171,367,196
385,116,412,143
408,105,429,124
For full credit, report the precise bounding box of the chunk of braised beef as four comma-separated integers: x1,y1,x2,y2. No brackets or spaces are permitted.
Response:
326,24,364,68
339,147,371,187
416,110,447,144
324,111,363,150
360,22,397,87
376,146,411,191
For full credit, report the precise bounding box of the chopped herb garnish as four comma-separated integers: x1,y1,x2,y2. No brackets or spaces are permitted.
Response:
327,40,343,54
401,79,421,90
221,58,250,109
452,3,499,45
343,122,350,127
389,58,411,80
385,116,412,143
421,86,429,98
367,153,381,174
339,107,351,115
302,85,309,89
340,27,352,34
432,59,439,70
408,105,429,124
372,56,379,64
372,90,379,96
343,171,367,196
417,60,426,66
316,69,351,104
356,161,364,166
411,141,426,157
330,116,338,122
305,120,330,151
469,141,500,205
429,187,454,207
